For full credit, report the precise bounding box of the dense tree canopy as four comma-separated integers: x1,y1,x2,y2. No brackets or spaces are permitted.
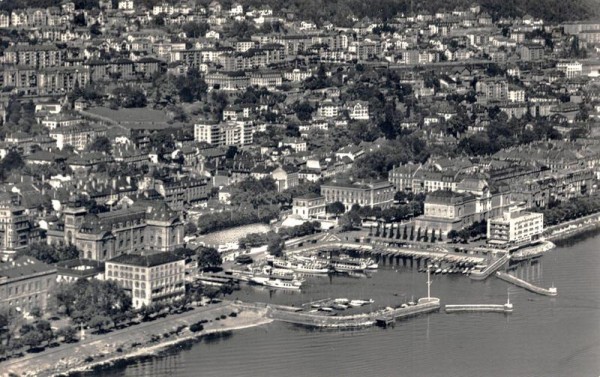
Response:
15,244,79,264
52,279,132,326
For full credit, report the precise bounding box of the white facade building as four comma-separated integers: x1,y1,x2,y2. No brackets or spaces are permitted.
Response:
487,207,544,246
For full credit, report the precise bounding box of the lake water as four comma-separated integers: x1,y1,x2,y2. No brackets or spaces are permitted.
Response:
89,231,600,377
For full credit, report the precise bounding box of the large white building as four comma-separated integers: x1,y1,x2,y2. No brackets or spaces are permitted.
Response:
487,207,544,246
556,61,583,79
105,252,185,309
194,121,254,147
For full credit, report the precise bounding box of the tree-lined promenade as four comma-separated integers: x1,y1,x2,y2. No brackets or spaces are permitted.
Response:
0,301,270,377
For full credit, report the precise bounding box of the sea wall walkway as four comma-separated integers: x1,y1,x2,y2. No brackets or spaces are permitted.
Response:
496,271,557,296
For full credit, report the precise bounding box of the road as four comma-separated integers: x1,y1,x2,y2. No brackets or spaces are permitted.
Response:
0,302,236,376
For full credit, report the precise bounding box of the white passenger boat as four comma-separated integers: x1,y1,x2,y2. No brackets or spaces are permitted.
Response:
263,278,302,290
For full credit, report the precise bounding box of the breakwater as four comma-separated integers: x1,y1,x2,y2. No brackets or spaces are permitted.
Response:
445,303,513,313
496,271,557,296
267,298,441,328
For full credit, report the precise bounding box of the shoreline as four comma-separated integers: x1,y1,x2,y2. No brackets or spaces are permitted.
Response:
544,212,600,242
58,313,273,377
0,303,271,377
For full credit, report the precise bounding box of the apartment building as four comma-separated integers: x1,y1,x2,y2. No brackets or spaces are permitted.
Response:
105,252,185,309
194,121,254,147
0,205,31,255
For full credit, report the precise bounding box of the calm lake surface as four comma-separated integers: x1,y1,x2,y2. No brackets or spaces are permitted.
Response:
90,232,600,377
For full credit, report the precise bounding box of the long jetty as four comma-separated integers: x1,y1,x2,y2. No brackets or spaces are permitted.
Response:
496,271,558,296
469,253,510,280
267,298,441,329
445,303,513,313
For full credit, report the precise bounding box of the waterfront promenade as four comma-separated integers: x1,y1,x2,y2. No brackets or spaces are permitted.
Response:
0,302,271,377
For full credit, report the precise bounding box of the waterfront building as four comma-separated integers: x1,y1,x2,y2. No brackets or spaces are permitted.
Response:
320,180,395,210
0,256,56,313
105,252,185,309
292,194,326,220
487,207,544,246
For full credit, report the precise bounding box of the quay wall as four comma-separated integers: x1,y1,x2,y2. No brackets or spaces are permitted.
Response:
444,304,512,313
268,300,440,328
496,271,557,296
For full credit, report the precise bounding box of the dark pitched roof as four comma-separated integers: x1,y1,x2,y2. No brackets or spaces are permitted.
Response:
0,256,56,279
108,252,183,267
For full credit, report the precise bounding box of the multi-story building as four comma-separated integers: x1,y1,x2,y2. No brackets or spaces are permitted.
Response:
194,121,254,147
556,61,583,79
346,101,370,120
518,43,545,61
0,256,57,313
143,176,211,210
414,176,512,235
292,194,326,220
487,207,544,246
0,205,31,256
37,67,89,95
49,125,98,151
55,202,184,261
105,252,185,309
320,180,395,210
41,114,82,130
1,66,38,95
249,71,282,89
3,44,65,69
476,78,508,102
118,0,134,10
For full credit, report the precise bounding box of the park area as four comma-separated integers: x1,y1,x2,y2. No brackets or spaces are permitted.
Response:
194,223,271,248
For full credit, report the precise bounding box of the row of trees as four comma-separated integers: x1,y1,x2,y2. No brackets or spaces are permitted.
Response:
538,195,600,226
370,223,444,243
238,231,284,256
174,246,223,270
196,205,280,234
0,308,79,357
15,243,80,265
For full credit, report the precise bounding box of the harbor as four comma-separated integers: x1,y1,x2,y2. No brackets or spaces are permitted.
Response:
79,230,600,377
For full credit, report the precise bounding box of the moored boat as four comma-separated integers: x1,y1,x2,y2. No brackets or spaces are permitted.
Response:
330,258,367,272
263,278,302,290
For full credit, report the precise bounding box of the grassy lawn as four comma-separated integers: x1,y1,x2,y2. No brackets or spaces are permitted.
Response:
87,107,169,123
